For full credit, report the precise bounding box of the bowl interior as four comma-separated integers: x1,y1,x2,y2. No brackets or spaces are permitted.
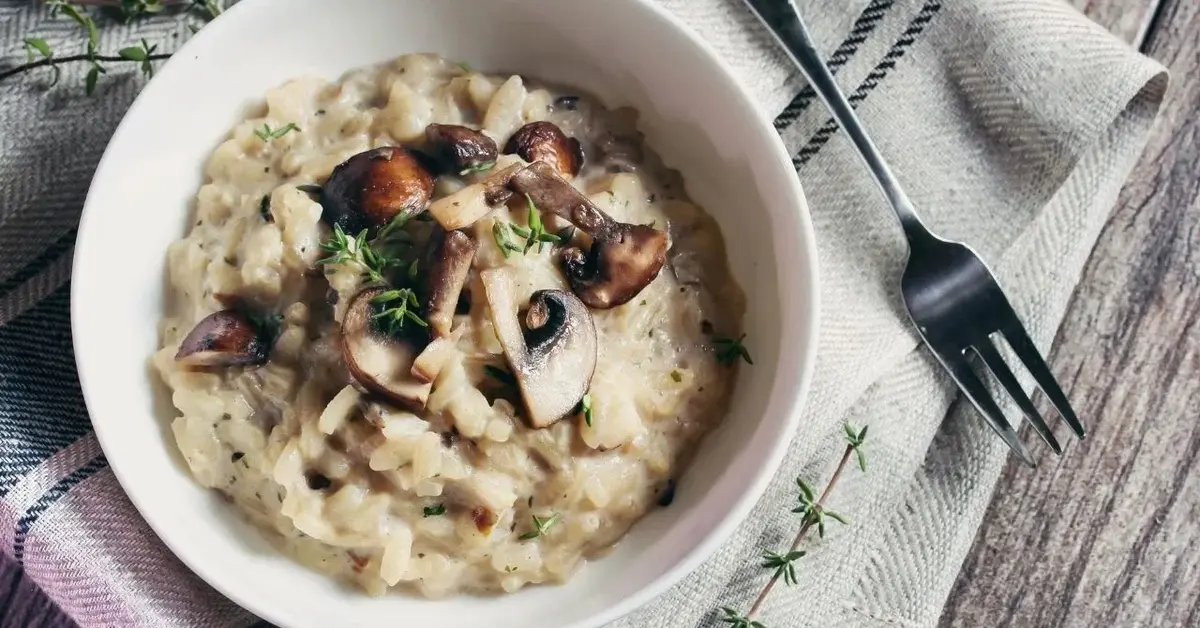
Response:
71,0,817,626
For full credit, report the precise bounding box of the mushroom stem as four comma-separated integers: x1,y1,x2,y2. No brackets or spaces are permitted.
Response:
508,162,670,309
423,228,478,338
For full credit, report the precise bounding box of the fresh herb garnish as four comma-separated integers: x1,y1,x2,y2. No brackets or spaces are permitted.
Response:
318,224,399,283
492,221,523,259
509,194,561,254
518,512,562,540
578,393,593,427
724,422,869,624
719,607,765,628
792,477,848,539
670,369,682,383
371,288,427,333
116,0,166,21
504,565,518,573
423,503,446,517
844,424,869,472
117,38,158,78
761,550,805,586
376,214,412,246
555,225,576,244
485,365,517,387
713,334,753,365
457,61,472,73
254,122,299,142
459,161,495,176
22,38,59,86
192,0,224,19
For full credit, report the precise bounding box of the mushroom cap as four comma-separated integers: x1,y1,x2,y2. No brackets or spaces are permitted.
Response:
322,147,435,234
480,269,597,428
561,223,668,309
425,124,499,172
341,287,432,411
509,162,670,309
175,309,269,367
504,122,583,178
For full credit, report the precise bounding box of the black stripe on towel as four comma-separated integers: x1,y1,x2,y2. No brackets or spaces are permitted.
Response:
0,228,77,303
772,0,897,131
0,285,92,500
792,0,943,168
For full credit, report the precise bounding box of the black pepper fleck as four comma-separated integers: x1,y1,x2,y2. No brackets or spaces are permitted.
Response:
260,195,274,222
231,452,245,463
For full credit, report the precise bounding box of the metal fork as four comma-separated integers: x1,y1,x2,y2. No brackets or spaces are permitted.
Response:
743,0,1086,464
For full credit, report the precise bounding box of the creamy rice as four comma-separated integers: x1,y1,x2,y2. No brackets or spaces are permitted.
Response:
154,53,744,597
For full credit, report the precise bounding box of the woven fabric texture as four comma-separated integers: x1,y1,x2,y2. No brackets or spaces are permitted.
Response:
0,0,1166,626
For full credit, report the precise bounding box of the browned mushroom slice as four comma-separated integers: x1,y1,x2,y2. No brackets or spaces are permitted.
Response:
509,162,669,308
504,121,583,178
341,287,432,410
175,309,270,367
480,268,596,428
321,147,435,234
425,124,499,173
422,228,478,338
427,163,521,230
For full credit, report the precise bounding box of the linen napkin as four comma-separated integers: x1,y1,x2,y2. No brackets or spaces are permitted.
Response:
0,0,1166,626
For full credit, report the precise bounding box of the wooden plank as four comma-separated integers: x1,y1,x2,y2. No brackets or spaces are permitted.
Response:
940,0,1200,626
1071,0,1164,44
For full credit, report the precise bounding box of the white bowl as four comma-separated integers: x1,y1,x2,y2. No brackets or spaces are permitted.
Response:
71,0,819,626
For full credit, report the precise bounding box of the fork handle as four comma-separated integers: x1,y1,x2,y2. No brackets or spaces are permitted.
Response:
745,0,933,243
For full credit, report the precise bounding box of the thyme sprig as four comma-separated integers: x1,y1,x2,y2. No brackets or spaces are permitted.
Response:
254,122,299,141
318,224,401,284
720,607,765,628
1,0,214,87
713,334,753,366
518,512,562,541
372,288,427,333
509,194,561,254
730,424,869,625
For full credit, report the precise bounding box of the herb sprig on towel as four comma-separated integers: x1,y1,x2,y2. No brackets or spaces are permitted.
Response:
720,424,869,627
1,1,224,88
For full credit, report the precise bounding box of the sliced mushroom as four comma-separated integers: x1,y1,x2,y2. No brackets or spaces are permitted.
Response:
504,121,583,178
411,333,461,383
321,147,435,233
175,309,269,367
480,268,596,428
427,163,520,230
423,228,478,338
341,287,432,410
425,124,499,173
509,161,669,308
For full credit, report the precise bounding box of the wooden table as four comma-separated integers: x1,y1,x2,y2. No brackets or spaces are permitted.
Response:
3,0,1197,626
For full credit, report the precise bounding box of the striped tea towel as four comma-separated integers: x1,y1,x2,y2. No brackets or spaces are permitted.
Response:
0,0,1166,626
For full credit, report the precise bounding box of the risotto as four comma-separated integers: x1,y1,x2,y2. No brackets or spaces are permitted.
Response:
154,53,745,597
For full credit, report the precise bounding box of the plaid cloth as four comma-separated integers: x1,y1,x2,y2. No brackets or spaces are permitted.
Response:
0,0,1166,626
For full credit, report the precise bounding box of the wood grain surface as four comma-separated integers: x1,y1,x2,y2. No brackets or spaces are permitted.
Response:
939,0,1200,626
2,1,1197,627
